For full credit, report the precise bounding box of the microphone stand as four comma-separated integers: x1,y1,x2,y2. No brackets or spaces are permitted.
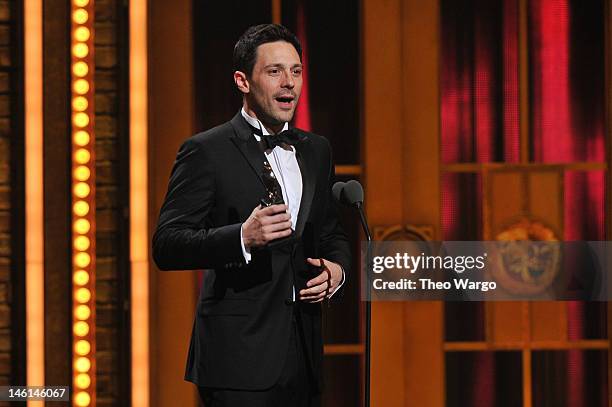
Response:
355,201,372,407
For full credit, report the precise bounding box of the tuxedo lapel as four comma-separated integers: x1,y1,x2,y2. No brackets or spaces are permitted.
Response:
229,112,267,188
294,134,315,237
230,111,315,237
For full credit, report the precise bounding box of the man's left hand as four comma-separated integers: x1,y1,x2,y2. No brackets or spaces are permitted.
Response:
299,258,343,303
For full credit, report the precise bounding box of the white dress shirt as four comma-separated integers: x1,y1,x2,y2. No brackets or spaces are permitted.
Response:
238,108,344,299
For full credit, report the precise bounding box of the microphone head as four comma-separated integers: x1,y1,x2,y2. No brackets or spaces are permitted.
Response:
344,180,364,205
332,181,346,203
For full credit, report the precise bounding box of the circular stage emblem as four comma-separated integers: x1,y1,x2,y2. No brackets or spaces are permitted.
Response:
489,218,560,295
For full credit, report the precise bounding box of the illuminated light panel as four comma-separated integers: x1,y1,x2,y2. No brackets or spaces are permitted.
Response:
73,200,90,216
75,373,91,389
73,218,90,234
74,26,90,41
25,0,45,399
73,79,90,94
74,182,90,198
74,252,91,268
72,9,88,24
73,61,89,77
73,43,89,58
75,288,91,303
71,3,96,400
75,340,91,356
73,321,89,337
74,148,90,164
74,166,91,181
73,270,89,286
74,130,90,146
73,96,88,111
73,112,90,127
74,357,91,372
74,391,91,407
130,0,150,405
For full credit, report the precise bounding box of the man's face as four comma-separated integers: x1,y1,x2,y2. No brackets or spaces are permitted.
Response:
238,41,303,127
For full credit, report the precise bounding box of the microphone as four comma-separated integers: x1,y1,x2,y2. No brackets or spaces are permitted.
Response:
332,179,372,407
332,180,370,240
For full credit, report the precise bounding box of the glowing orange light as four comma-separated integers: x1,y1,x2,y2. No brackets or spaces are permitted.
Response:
73,321,90,336
75,288,91,304
75,340,91,356
74,218,90,234
73,79,90,95
74,236,90,251
73,96,88,111
75,373,91,389
74,130,90,146
73,270,89,286
73,62,89,77
74,391,91,406
74,26,90,42
74,149,91,164
74,166,90,181
74,252,91,268
73,9,88,24
73,112,90,127
74,182,90,198
73,43,89,58
75,305,91,321
73,200,90,217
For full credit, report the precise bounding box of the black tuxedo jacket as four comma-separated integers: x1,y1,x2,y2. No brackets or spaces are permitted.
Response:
152,112,351,391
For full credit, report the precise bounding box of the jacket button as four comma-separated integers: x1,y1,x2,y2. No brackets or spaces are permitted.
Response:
284,299,294,306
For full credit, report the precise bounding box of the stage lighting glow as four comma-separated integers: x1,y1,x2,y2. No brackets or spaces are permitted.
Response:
74,391,91,406
74,218,90,234
74,26,90,41
73,96,88,111
75,357,91,373
73,270,89,286
74,252,91,268
73,112,90,127
73,61,89,77
75,340,91,356
74,182,90,198
75,288,91,303
73,321,90,337
74,149,91,164
73,9,88,24
74,200,89,216
75,305,91,321
74,166,91,181
75,373,91,389
73,43,89,58
74,130,90,146
73,79,90,95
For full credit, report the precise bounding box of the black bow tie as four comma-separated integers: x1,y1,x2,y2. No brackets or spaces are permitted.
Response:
254,128,303,150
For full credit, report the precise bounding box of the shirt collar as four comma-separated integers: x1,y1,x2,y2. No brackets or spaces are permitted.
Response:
241,107,288,138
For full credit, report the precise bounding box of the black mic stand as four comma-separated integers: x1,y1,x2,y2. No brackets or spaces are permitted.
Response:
355,201,372,407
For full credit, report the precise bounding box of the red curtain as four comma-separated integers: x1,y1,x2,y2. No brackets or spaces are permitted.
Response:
441,0,606,405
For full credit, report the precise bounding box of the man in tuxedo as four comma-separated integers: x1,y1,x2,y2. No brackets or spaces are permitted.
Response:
152,24,351,406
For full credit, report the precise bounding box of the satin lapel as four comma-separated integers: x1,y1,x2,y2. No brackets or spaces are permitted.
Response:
294,138,315,237
229,112,266,187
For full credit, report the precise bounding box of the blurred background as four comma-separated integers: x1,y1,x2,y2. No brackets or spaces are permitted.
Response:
2,0,610,405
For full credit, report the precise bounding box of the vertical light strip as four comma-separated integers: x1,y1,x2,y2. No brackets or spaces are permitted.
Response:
272,0,281,24
24,0,44,403
130,0,149,406
71,0,96,406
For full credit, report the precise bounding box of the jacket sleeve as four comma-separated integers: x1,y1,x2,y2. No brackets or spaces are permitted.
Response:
152,138,244,271
317,140,352,294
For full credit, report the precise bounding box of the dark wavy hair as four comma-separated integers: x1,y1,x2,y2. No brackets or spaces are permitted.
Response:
233,24,302,77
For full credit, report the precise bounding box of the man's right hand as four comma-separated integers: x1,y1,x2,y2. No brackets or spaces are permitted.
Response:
242,204,292,249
